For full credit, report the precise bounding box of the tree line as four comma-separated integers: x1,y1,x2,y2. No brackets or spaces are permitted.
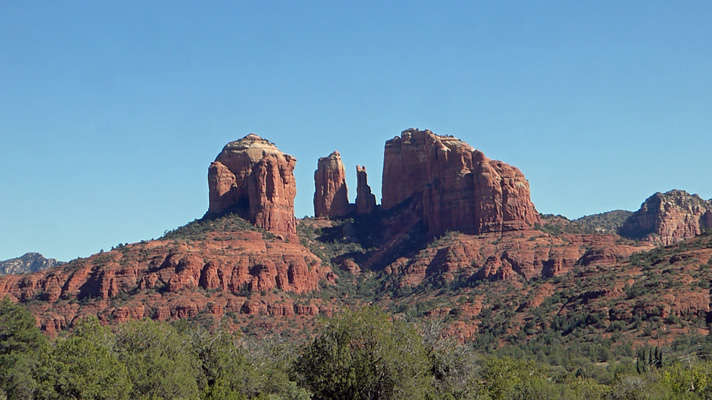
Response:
2,297,712,399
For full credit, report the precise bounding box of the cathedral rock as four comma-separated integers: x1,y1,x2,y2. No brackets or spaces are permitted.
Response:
381,129,540,236
207,134,297,237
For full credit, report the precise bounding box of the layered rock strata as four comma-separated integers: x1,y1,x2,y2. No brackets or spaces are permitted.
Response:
384,230,652,287
620,190,712,245
381,129,540,236
355,165,377,214
313,151,351,218
0,227,331,335
207,134,297,236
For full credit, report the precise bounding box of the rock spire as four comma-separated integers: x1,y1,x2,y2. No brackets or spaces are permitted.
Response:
314,151,351,218
355,165,377,214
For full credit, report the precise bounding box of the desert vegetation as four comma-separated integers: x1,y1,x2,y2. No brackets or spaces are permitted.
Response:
4,298,712,400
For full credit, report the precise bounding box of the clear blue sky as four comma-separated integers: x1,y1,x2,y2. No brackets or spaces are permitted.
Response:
1,1,711,261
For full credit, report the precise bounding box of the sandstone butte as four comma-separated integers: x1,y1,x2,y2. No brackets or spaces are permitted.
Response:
313,151,351,218
314,129,540,236
207,134,297,238
381,129,541,236
620,189,712,245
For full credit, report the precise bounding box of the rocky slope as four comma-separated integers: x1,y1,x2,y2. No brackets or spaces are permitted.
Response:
382,230,712,345
537,210,634,236
298,215,712,344
0,214,333,336
620,190,712,245
0,253,63,275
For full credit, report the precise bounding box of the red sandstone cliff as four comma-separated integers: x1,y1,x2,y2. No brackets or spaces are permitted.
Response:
314,151,351,218
620,190,712,245
207,134,297,237
381,129,540,236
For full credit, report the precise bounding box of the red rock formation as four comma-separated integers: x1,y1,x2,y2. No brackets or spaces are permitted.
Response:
12,128,712,345
208,162,239,214
249,154,297,235
207,134,297,237
471,150,541,233
384,230,653,288
355,165,377,214
0,222,331,335
381,129,540,236
313,151,351,218
620,190,712,245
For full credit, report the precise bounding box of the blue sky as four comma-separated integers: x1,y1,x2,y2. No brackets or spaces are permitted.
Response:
1,1,711,261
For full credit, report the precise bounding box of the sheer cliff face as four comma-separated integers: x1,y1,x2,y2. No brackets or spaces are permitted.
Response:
620,190,712,245
313,151,350,218
207,134,297,236
382,129,540,236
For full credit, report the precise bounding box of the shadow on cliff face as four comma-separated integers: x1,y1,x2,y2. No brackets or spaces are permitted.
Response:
305,196,431,272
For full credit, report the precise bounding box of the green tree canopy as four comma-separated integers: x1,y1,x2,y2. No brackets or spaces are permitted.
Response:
115,319,201,400
36,316,132,400
0,297,48,400
294,306,434,400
